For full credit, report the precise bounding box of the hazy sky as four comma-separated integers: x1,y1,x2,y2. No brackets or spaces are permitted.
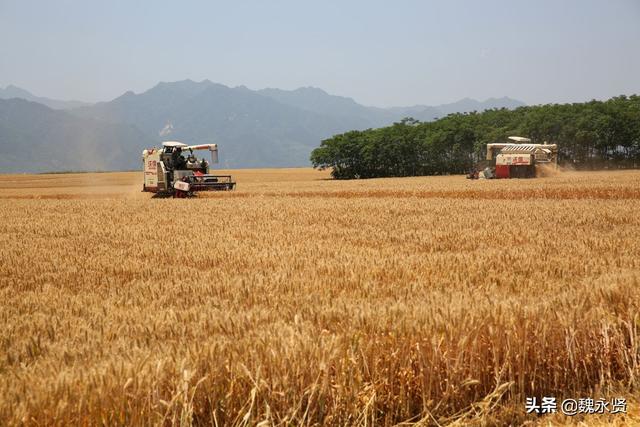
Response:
1,0,639,107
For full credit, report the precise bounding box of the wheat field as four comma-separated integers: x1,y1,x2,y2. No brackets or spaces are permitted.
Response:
1,169,640,426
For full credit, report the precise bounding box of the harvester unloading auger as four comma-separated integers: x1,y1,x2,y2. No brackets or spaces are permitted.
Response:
468,136,558,179
142,141,235,197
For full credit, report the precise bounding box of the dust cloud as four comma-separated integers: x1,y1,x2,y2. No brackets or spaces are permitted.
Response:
536,163,575,177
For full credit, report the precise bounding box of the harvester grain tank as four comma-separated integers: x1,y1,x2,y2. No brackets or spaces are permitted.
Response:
477,136,558,179
142,141,235,197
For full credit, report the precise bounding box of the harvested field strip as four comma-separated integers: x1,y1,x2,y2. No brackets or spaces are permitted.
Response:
3,186,640,201
205,187,640,200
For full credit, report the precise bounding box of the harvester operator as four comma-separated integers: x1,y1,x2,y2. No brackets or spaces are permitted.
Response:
171,147,187,170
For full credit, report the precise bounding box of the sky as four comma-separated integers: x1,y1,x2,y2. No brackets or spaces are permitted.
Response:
0,0,639,107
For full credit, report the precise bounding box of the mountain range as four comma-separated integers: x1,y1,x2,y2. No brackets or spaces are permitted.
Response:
0,81,525,172
0,85,91,110
0,98,152,173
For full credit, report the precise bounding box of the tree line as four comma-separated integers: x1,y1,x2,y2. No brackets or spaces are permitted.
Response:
310,95,640,179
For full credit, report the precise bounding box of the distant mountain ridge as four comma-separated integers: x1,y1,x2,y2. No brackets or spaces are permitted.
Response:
386,97,526,121
0,98,152,173
0,80,526,172
70,80,360,168
257,86,395,128
0,85,91,110
257,86,525,125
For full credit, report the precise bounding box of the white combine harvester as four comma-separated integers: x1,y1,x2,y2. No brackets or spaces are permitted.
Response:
142,141,235,197
469,136,558,179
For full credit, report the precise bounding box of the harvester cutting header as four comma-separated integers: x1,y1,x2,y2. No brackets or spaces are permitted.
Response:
469,136,558,179
142,141,235,197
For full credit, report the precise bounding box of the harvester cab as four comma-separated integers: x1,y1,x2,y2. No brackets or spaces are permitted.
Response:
470,136,558,179
142,141,235,197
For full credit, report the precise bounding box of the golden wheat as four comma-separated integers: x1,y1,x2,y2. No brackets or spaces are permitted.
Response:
1,169,639,426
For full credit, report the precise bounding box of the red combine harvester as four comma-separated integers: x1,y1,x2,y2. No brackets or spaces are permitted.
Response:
469,136,558,179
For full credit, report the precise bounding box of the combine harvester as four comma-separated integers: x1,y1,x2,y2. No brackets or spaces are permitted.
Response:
469,136,558,179
142,141,235,197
